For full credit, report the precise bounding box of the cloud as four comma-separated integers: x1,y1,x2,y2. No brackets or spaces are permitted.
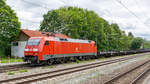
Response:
6,0,150,40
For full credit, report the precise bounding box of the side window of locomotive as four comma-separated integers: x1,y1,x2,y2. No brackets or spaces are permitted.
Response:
59,38,68,41
45,41,49,45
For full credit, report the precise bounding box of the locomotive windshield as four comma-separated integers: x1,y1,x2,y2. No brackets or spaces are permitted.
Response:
27,39,41,45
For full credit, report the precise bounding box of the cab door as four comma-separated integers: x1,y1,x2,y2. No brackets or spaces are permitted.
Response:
43,40,50,55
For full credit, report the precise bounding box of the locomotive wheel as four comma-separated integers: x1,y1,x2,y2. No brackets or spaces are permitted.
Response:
60,58,64,63
47,59,54,65
83,56,87,60
70,57,75,62
85,56,90,60
64,57,70,63
53,58,60,64
79,56,83,61
61,57,68,63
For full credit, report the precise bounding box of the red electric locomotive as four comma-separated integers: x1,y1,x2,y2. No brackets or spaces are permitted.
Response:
24,36,97,64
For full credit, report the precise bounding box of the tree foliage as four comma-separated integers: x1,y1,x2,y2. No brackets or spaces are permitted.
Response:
130,37,144,50
143,40,150,49
40,7,107,51
0,0,21,56
128,32,134,38
40,6,149,51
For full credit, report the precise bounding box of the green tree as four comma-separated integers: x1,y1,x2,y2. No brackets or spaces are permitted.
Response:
142,40,150,49
128,32,134,38
108,23,122,50
0,0,21,57
40,7,107,51
130,37,144,50
40,6,143,51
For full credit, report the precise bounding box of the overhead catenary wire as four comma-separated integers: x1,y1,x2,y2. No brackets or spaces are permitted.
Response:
135,0,149,19
21,0,66,33
11,0,150,32
134,0,150,26
115,0,149,28
22,0,75,33
19,0,51,29
16,0,118,26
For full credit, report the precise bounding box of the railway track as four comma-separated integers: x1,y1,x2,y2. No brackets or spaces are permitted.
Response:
0,52,149,74
0,63,33,73
0,64,37,74
0,53,148,84
104,58,150,84
130,64,150,84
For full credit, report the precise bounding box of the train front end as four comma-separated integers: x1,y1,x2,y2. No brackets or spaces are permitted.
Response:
24,37,43,64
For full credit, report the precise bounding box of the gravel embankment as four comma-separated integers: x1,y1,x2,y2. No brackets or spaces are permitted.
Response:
106,59,150,84
142,74,150,84
0,53,150,84
48,54,150,84
136,68,150,84
83,55,150,84
0,62,26,66
30,53,150,84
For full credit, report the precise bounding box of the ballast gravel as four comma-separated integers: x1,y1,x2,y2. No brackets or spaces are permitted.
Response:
0,62,26,67
0,53,150,84
136,68,150,84
36,53,150,84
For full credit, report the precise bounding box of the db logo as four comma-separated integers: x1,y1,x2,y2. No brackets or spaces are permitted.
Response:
76,48,79,52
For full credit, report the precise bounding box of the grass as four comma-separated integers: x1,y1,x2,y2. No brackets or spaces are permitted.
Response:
99,57,106,60
0,57,23,63
76,59,80,64
8,71,15,75
8,69,27,75
18,69,28,73
44,65,54,69
147,55,150,57
118,61,127,65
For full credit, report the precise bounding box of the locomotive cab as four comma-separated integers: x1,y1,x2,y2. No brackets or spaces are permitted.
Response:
24,37,43,63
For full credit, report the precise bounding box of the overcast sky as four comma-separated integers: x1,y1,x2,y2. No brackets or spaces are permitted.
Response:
6,0,150,40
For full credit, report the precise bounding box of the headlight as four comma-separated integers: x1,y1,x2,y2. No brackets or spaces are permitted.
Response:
24,49,29,51
35,53,38,55
24,53,28,55
33,48,38,51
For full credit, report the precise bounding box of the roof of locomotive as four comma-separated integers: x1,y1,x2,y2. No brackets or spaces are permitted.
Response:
54,37,95,44
30,36,95,44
